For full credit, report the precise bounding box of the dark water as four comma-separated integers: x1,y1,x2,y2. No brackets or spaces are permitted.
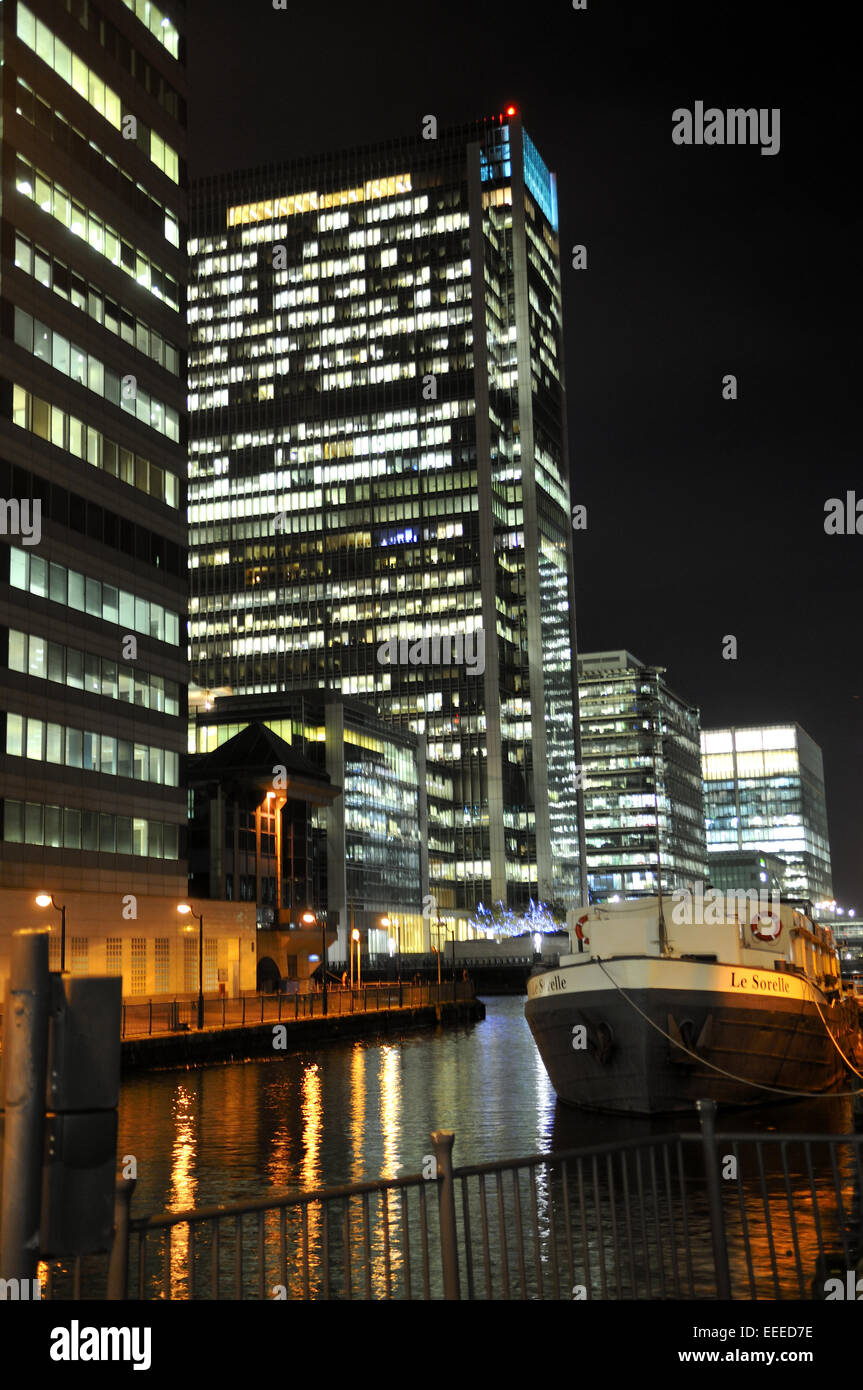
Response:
89,997,862,1301
117,995,857,1218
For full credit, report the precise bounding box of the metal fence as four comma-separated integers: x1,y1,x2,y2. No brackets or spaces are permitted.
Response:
33,1102,863,1301
120,981,475,1037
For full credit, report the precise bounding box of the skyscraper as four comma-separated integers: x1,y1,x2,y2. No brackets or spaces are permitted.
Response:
578,651,707,899
188,110,584,915
0,0,188,903
701,724,833,903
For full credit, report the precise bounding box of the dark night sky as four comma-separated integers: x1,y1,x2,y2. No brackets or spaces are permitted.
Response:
187,1,861,907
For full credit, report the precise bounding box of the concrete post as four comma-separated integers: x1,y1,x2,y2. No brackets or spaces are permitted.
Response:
0,930,51,1284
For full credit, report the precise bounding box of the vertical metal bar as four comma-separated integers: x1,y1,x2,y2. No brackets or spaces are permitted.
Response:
496,1171,510,1300
418,1181,431,1300
234,1214,243,1299
621,1150,637,1297
608,1151,621,1299
343,1199,352,1300
258,1210,266,1300
381,1189,392,1299
647,1146,665,1299
0,929,51,1286
592,1154,608,1299
461,1174,475,1300
560,1159,575,1298
479,1175,493,1298
675,1140,695,1298
529,1165,543,1299
576,1156,591,1297
106,1179,136,1300
546,1163,560,1299
162,1229,170,1302
828,1140,853,1268
401,1188,412,1301
322,1202,330,1299
279,1207,287,1298
733,1140,757,1300
512,1168,527,1298
301,1203,311,1300
696,1099,732,1300
780,1139,805,1297
755,1140,781,1298
362,1191,372,1299
431,1130,460,1299
138,1230,147,1299
634,1147,651,1298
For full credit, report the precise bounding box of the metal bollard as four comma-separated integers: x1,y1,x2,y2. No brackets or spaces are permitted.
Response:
105,1178,136,1300
431,1130,460,1299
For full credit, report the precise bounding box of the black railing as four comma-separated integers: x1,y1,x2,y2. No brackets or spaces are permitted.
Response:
34,1102,863,1301
119,981,476,1037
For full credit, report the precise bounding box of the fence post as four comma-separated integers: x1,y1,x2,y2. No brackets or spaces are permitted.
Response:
106,1178,136,1300
431,1130,460,1300
0,930,51,1286
148,1000,153,1036
242,995,246,1026
697,1098,732,1299
261,994,264,1023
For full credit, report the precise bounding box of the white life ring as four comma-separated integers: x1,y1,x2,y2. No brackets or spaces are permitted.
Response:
752,912,781,942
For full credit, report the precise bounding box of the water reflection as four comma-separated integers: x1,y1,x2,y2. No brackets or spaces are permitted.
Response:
167,1084,197,1298
110,997,861,1300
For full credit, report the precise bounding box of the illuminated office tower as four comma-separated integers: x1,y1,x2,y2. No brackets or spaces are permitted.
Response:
701,724,833,903
0,0,188,900
578,651,707,899
188,110,584,914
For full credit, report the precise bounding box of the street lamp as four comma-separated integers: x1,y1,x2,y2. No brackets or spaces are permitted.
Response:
352,928,361,989
302,909,326,1015
177,903,204,1029
35,893,67,972
381,914,402,1004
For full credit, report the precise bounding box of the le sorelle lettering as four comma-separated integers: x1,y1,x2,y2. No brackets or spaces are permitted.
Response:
729,972,791,995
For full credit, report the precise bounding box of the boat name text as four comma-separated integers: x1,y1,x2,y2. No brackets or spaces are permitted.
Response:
729,971,791,995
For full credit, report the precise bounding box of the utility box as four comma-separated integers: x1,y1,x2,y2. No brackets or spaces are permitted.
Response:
39,975,121,1256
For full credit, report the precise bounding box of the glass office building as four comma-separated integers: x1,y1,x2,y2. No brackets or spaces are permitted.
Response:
0,0,188,898
578,651,707,899
191,691,428,958
701,724,833,903
187,111,584,915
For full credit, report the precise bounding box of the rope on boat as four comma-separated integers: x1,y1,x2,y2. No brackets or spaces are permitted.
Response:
593,957,863,1099
812,995,863,1079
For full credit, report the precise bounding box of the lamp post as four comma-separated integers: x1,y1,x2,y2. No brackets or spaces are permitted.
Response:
352,927,361,989
381,914,402,1005
177,903,204,1029
303,910,325,1015
35,894,66,972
